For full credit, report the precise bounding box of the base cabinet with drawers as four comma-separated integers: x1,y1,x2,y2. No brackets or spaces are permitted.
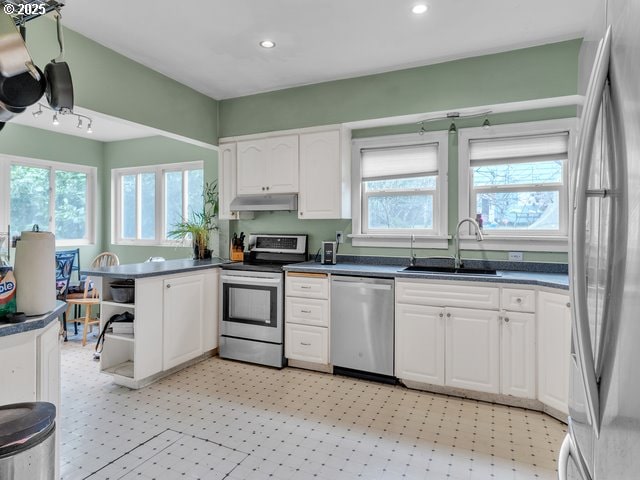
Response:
285,273,330,371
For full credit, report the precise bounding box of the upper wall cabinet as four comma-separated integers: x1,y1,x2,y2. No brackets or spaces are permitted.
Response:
299,130,351,219
237,135,299,195
219,143,239,220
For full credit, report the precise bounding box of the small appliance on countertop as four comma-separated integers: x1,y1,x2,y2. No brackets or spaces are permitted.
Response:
321,241,337,265
219,234,308,368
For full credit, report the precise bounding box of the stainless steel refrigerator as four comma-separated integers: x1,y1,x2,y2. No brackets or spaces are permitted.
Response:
560,0,640,478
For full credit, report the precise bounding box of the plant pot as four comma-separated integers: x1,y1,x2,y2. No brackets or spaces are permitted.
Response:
193,245,212,260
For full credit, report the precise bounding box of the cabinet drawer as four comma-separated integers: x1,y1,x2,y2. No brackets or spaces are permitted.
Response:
286,274,329,299
285,324,328,364
396,280,500,310
286,297,329,327
501,288,536,313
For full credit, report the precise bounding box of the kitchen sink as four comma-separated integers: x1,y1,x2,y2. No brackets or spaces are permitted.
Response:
401,265,499,276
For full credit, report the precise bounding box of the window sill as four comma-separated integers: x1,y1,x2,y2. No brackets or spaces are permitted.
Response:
458,235,568,252
56,239,94,247
349,234,450,249
112,240,191,248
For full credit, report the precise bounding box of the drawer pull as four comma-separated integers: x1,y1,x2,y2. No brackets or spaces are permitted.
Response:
504,317,510,323
300,342,311,346
516,298,522,304
300,286,311,289
300,309,312,314
446,313,451,318
566,302,571,308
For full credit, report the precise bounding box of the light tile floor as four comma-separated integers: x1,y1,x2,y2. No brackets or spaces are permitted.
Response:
60,333,566,480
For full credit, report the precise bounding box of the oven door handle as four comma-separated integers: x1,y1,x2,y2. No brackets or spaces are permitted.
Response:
220,275,282,286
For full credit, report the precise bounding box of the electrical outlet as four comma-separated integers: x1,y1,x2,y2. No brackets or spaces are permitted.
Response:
336,231,344,244
508,251,524,262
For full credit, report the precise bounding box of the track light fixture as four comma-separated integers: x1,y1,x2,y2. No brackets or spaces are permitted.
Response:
416,109,492,136
33,103,94,135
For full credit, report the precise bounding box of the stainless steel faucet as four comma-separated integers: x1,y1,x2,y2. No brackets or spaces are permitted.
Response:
409,234,417,266
454,217,484,269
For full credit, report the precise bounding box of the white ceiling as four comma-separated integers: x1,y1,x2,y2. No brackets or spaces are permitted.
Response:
11,103,160,142
61,0,597,100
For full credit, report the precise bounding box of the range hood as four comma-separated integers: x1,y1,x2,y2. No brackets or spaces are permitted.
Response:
229,194,297,212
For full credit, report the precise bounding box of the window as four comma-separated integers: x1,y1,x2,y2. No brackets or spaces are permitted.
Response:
0,155,96,246
113,161,204,245
458,119,574,251
351,133,448,248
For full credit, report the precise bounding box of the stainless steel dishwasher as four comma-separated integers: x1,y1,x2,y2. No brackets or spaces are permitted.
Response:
330,276,394,381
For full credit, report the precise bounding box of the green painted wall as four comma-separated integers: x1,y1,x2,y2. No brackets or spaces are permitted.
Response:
24,17,219,145
103,136,218,264
219,40,581,137
0,123,105,267
222,41,582,263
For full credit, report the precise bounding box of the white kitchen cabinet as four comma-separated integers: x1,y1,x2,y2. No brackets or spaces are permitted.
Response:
500,310,536,398
395,303,445,386
99,268,219,389
537,290,571,414
501,288,536,313
445,307,500,394
163,273,205,370
298,129,351,219
37,321,61,407
218,143,240,220
285,272,330,371
285,323,329,364
237,135,299,195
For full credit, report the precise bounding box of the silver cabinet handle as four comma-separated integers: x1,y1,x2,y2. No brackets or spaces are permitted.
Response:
166,284,171,288
569,26,612,438
300,342,311,346
300,286,311,289
266,186,270,191
566,302,571,308
504,317,510,323
446,313,451,318
439,312,443,318
516,298,522,304
300,309,311,314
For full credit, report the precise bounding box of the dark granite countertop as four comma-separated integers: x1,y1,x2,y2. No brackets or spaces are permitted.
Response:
284,258,569,290
0,301,66,338
82,258,229,279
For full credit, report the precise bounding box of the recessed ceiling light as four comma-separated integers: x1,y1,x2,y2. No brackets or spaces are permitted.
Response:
259,40,276,49
412,4,428,14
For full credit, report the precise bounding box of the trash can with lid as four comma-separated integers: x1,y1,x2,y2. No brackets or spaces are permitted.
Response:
0,402,56,480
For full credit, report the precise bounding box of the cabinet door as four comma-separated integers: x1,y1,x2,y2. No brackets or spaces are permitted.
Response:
219,143,238,220
537,291,571,414
237,139,267,195
37,322,61,408
202,269,219,352
163,274,205,370
285,323,328,364
395,304,445,385
500,311,536,398
267,135,299,193
299,130,342,219
445,307,500,393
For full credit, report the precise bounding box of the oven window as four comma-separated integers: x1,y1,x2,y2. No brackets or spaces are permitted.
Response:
223,284,277,327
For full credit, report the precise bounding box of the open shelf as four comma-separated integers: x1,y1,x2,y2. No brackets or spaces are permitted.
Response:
103,361,134,379
102,301,135,309
105,333,134,343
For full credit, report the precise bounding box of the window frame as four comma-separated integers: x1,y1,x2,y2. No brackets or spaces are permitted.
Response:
351,132,449,248
457,119,576,252
111,161,204,246
0,154,96,246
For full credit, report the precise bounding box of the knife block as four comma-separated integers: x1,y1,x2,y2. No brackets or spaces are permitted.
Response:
230,245,244,262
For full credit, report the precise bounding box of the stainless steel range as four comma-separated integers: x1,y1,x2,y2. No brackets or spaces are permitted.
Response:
219,234,308,368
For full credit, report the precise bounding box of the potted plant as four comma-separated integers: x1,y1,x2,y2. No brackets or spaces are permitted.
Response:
167,181,219,259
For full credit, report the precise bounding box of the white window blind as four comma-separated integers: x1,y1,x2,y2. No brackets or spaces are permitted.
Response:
469,133,569,163
361,143,439,180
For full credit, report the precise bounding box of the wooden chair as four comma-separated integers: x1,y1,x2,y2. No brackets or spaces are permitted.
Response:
65,252,120,346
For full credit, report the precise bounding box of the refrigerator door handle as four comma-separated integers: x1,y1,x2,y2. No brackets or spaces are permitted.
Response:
558,433,593,480
570,25,612,438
